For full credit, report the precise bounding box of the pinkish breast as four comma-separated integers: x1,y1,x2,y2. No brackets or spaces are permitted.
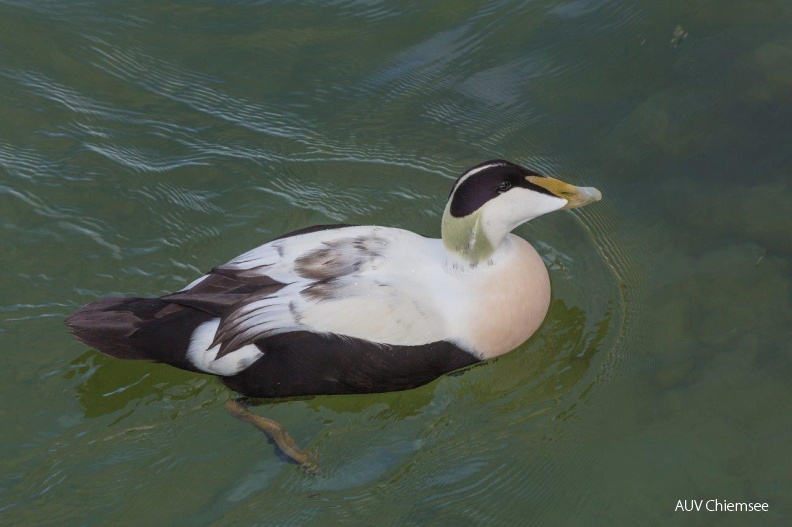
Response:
466,236,551,359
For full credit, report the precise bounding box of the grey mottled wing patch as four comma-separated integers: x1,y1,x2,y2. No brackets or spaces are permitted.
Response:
294,235,387,280
211,234,391,355
293,235,388,303
168,228,404,360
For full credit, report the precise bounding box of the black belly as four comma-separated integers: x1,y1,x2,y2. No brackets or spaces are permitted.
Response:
221,331,481,398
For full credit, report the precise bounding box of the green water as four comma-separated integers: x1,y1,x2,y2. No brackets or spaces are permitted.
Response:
1,1,790,525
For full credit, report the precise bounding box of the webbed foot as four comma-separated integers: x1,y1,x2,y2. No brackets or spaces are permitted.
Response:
225,398,321,475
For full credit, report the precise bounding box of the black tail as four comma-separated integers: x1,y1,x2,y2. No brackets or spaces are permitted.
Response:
66,296,213,373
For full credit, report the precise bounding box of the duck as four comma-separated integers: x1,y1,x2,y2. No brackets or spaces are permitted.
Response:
66,160,601,399
67,160,601,470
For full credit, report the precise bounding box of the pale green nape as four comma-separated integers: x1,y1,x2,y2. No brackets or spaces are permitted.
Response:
441,203,495,263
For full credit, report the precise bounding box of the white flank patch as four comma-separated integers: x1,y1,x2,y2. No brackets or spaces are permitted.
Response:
186,318,263,376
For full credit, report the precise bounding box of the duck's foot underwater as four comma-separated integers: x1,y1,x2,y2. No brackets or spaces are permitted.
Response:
225,398,321,475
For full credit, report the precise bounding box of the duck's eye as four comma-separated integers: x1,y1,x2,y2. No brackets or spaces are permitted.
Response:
498,181,512,193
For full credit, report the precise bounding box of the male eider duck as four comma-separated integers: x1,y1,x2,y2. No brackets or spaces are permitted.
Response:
66,160,600,465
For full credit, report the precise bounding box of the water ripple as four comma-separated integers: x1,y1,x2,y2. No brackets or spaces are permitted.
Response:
9,70,123,118
83,143,210,173
89,44,317,141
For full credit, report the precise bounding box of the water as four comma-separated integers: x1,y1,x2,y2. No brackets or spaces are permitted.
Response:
1,1,790,525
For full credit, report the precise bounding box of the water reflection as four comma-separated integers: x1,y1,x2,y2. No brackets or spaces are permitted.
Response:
239,296,611,491
66,351,210,419
64,289,614,491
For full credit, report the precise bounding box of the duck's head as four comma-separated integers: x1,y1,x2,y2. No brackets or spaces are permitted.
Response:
441,160,601,264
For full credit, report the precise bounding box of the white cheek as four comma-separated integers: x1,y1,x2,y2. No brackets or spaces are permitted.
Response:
482,188,567,235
